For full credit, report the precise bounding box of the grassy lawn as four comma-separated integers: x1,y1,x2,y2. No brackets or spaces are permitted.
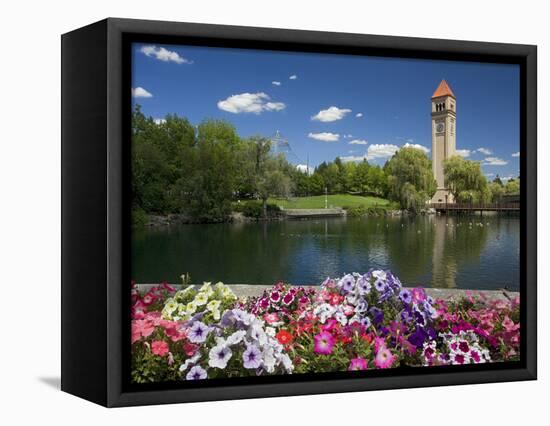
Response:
269,194,394,209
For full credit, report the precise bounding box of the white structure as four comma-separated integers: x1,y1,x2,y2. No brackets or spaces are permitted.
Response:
431,80,457,203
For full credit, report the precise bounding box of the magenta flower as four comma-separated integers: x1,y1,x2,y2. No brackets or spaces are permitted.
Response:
314,331,335,355
270,291,281,303
282,292,295,305
374,345,397,369
348,357,368,371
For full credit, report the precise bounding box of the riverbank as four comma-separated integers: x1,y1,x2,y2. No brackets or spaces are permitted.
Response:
135,283,518,302
143,207,413,227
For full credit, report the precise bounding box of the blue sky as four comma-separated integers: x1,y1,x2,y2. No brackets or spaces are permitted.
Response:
132,43,520,180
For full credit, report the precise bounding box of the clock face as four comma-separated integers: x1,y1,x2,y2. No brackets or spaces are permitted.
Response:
436,123,445,133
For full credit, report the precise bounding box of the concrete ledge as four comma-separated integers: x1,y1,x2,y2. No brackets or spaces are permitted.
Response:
283,208,345,218
136,284,518,302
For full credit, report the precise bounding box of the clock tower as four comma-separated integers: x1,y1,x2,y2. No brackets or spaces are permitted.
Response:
431,80,457,203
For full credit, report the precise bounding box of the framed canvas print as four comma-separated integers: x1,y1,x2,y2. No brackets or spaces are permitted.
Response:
61,18,537,407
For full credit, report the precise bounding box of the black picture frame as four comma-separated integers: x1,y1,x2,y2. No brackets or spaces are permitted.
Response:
61,17,537,407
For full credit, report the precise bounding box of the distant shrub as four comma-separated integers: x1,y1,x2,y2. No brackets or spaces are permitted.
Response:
132,208,148,228
345,206,387,217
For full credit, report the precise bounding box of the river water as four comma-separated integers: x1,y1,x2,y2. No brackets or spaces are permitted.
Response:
131,214,520,290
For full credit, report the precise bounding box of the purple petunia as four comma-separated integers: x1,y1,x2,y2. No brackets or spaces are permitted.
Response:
355,298,368,313
188,321,209,343
374,278,386,292
338,274,355,293
399,289,413,304
357,275,371,295
186,365,207,380
369,307,384,325
242,344,262,369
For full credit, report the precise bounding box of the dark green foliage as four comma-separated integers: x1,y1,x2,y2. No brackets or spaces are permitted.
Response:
131,107,295,223
234,200,281,219
132,207,148,228
344,206,388,217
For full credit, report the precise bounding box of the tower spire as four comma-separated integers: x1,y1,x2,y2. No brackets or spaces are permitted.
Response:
432,80,455,99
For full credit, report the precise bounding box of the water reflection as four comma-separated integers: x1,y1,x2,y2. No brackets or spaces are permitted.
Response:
132,214,519,290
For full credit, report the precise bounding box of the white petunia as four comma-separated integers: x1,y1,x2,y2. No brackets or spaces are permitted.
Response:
208,345,233,369
179,353,201,372
226,330,246,346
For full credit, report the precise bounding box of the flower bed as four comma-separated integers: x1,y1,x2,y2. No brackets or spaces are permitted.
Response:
131,271,520,383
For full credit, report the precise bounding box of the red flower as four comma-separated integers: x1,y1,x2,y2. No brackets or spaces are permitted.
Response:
328,293,344,306
276,330,294,346
361,333,373,344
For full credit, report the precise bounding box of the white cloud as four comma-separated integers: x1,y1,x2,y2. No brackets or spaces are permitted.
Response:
153,118,166,125
512,152,520,157
482,157,508,166
485,173,495,177
140,45,192,64
456,149,471,158
367,144,400,160
342,143,426,163
349,139,368,145
289,75,298,80
308,132,340,142
355,112,363,118
477,147,493,155
311,106,352,122
272,81,281,86
265,102,286,111
403,143,430,153
217,92,285,114
341,155,367,163
296,164,314,175
132,87,153,98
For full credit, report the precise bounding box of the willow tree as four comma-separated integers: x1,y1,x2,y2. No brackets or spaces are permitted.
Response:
443,156,489,203
384,147,437,212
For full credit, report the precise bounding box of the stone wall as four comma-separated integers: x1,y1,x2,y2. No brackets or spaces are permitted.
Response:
135,284,518,302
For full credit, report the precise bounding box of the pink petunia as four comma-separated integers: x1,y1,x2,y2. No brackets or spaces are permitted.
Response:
142,292,156,306
502,316,519,332
314,331,335,355
151,340,169,357
374,345,397,369
264,313,280,324
131,319,155,343
348,357,368,371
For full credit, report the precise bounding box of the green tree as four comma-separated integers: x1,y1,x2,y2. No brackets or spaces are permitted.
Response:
309,173,325,195
353,160,370,194
504,178,520,194
443,155,488,203
367,165,387,196
384,147,437,212
488,181,505,202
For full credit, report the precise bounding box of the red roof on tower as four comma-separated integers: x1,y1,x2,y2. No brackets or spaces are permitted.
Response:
432,80,455,99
